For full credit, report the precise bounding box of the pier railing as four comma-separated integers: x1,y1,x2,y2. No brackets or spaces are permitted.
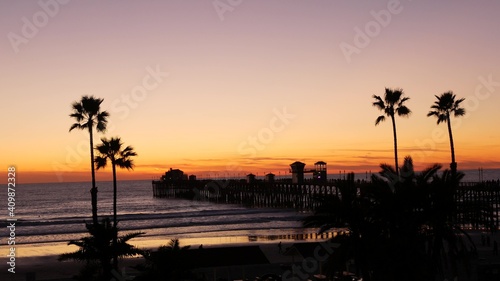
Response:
455,181,500,230
152,179,500,230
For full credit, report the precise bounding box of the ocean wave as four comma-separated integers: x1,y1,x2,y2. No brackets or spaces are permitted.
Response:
4,180,311,248
12,207,302,227
16,219,306,245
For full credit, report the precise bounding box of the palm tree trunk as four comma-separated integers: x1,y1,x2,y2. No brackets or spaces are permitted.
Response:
112,162,118,270
89,127,98,225
447,115,457,174
391,114,399,176
112,163,117,228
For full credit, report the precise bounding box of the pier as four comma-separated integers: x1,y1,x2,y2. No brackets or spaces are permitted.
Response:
455,181,500,230
152,178,346,210
152,164,500,231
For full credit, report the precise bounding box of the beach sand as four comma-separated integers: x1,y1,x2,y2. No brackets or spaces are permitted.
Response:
3,232,499,281
0,240,303,281
0,230,337,280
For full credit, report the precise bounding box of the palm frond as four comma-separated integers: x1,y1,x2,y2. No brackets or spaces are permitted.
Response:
428,111,448,124
379,163,397,175
96,138,112,155
428,92,466,124
396,105,411,117
427,111,438,117
116,159,134,170
372,95,385,110
385,88,403,104
118,232,145,244
96,120,107,133
97,111,110,122
69,96,108,136
96,137,137,171
454,97,465,108
121,146,137,157
373,88,410,128
71,102,83,113
400,156,415,179
375,115,385,125
69,123,82,132
416,164,442,184
437,114,448,124
69,112,84,121
95,156,108,170
398,96,410,106
454,108,465,117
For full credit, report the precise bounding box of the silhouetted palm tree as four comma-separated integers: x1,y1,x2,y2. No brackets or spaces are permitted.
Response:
304,173,377,280
372,88,411,176
69,95,109,225
305,158,480,280
427,92,465,174
422,169,476,279
95,137,137,228
95,137,136,269
58,218,143,281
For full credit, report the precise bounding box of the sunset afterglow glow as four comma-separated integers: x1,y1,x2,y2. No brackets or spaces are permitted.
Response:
1,0,499,184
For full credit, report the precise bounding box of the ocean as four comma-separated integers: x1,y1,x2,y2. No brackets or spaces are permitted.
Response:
2,180,313,257
2,168,499,258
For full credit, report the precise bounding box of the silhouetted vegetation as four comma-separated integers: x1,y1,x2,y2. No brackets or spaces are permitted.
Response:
372,88,411,176
95,136,137,269
427,91,466,174
69,95,109,225
135,239,194,281
58,218,143,281
304,157,483,281
67,97,143,278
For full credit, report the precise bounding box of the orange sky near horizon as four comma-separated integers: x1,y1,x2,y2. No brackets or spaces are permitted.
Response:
1,1,500,184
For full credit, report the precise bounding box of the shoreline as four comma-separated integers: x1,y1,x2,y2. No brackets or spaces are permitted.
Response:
1,237,331,281
2,231,499,281
10,227,334,258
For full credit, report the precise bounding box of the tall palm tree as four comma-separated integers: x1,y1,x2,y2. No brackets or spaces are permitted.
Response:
94,137,137,269
372,158,476,280
69,96,109,225
303,173,377,280
427,92,465,174
372,88,411,176
304,158,479,280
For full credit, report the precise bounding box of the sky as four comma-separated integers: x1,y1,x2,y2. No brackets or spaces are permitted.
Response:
1,0,499,184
